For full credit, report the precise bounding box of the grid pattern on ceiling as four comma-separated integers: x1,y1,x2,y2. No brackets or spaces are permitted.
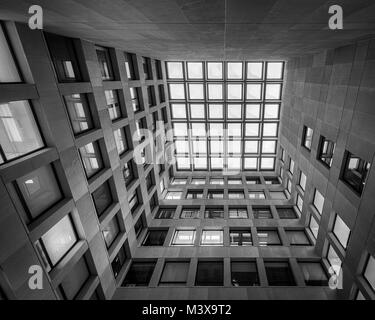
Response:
166,61,285,172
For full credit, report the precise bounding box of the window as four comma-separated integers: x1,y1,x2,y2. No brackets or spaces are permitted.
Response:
228,191,245,199
169,83,185,100
190,104,205,119
188,83,204,100
79,141,104,178
64,94,93,135
341,151,370,195
128,189,140,214
289,158,295,174
266,62,284,79
143,230,168,246
195,261,223,286
122,261,156,287
142,57,152,80
265,261,295,286
313,189,324,215
299,171,307,191
170,177,186,185
146,171,155,191
253,207,272,219
134,215,145,238
264,177,280,185
0,24,21,82
265,84,282,100
111,243,128,278
186,190,203,199
208,190,224,199
332,214,350,249
204,208,224,219
309,215,319,239
286,230,311,245
171,230,195,246
230,230,252,246
363,255,375,292
277,207,298,219
246,177,261,184
165,191,182,200
286,179,292,195
207,62,223,79
318,136,335,167
92,181,113,217
159,262,189,286
302,126,313,150
45,32,81,82
147,86,156,107
124,52,138,80
231,261,259,286
227,84,243,100
201,230,223,246
36,215,77,271
227,62,243,79
257,229,281,246
0,101,44,164
227,104,242,119
327,245,342,272
155,208,175,219
299,262,328,286
101,213,121,248
166,62,183,79
114,128,128,156
171,104,187,119
246,62,263,79
296,194,303,213
123,160,136,186
270,191,287,200
191,178,206,185
159,84,166,103
155,60,163,79
248,191,266,199
58,256,90,299
96,46,114,81
181,208,200,219
246,84,262,100
105,90,122,121
187,62,203,79
229,208,248,218
149,192,158,212
130,87,142,112
210,178,224,185
16,165,62,222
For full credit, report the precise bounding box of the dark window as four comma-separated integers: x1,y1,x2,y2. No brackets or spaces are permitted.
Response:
142,57,153,80
130,87,142,112
230,230,252,246
64,94,93,135
123,160,136,186
156,208,175,219
149,192,158,212
124,52,138,80
155,60,163,80
134,215,145,238
277,207,298,219
246,177,261,184
264,177,280,185
204,208,224,219
302,126,313,150
159,261,189,286
111,243,128,278
231,261,259,286
181,208,200,219
299,262,329,286
96,46,114,81
79,141,104,179
0,286,6,300
253,207,272,219
146,171,155,191
152,112,158,132
195,261,223,286
186,190,203,199
161,107,168,123
122,261,156,287
265,261,296,286
285,230,311,245
257,229,281,246
147,86,156,107
45,32,82,82
102,214,120,248
128,189,140,214
143,230,168,246
92,181,113,216
341,151,370,195
318,136,335,168
159,84,166,103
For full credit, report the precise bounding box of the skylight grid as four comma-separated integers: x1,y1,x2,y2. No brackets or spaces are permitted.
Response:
166,61,284,172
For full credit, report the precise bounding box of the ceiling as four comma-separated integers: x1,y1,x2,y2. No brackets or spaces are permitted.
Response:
1,0,375,60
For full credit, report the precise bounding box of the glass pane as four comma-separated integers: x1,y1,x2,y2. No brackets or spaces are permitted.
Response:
227,62,243,79
208,83,223,100
244,157,257,170
264,104,280,119
261,157,275,170
192,140,207,154
190,104,205,119
227,104,242,119
207,62,223,79
177,157,190,169
227,140,241,154
187,62,203,79
227,123,242,137
171,103,187,119
265,84,282,100
169,83,185,99
0,26,21,82
227,84,242,100
333,214,350,248
201,230,223,245
175,140,189,153
245,123,259,137
209,123,224,137
208,104,223,119
246,84,262,100
262,140,276,153
188,83,204,99
194,157,207,169
246,104,261,119
263,123,278,137
167,62,183,79
210,140,224,154
266,62,283,79
245,141,258,153
211,157,224,169
191,123,206,136
246,62,263,79
173,123,188,136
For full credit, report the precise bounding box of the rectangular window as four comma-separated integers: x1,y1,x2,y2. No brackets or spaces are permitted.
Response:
37,215,77,271
191,178,206,185
210,178,224,185
181,208,200,219
122,261,156,287
128,189,140,214
171,177,187,185
186,190,203,199
143,230,168,246
302,126,313,150
248,191,265,199
159,262,189,286
0,101,44,164
96,46,114,80
208,191,224,199
201,230,223,246
204,208,224,219
231,261,259,286
142,57,153,80
299,262,328,286
92,181,113,217
228,191,245,199
111,243,128,278
156,208,175,219
114,127,128,156
253,207,272,219
171,230,195,246
246,177,261,184
187,62,203,79
228,178,242,184
332,214,351,249
146,171,155,191
230,230,252,246
147,86,156,107
269,191,287,200
45,32,81,82
285,230,311,245
313,189,324,215
0,24,21,82
309,215,319,239
318,136,335,167
327,245,342,272
155,60,163,80
195,261,223,286
229,208,248,219
299,171,307,191
16,165,62,222
134,215,145,238
296,194,303,213
102,214,120,249
257,229,281,246
158,84,166,103
341,151,370,195
289,158,295,174
264,261,295,286
363,255,375,292
165,191,183,200
264,177,280,185
79,141,104,178
64,94,93,135
124,52,138,80
130,87,142,112
123,160,136,186
277,207,298,219
105,90,122,121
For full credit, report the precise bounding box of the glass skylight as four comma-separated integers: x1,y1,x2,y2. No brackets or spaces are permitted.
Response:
167,61,284,171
